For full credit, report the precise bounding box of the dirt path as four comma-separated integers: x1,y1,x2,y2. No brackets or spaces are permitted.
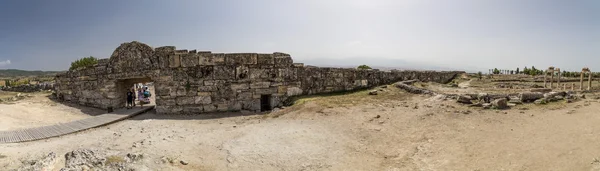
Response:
0,93,105,131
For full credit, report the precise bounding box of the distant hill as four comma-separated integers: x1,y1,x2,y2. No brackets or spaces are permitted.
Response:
0,69,63,77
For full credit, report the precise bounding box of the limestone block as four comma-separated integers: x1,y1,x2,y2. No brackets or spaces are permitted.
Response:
169,55,181,68
241,99,261,111
236,66,250,80
176,97,195,105
170,106,184,114
158,98,175,106
198,86,216,92
195,96,212,104
155,106,169,114
216,104,228,112
225,53,257,65
274,56,293,66
180,53,199,67
237,92,253,100
203,105,217,113
231,83,250,90
228,102,242,111
257,54,274,64
277,86,288,94
250,82,271,89
255,88,277,95
197,92,212,96
212,53,226,65
213,66,236,80
286,87,303,96
198,53,214,65
197,66,214,79
176,88,187,97
183,107,202,114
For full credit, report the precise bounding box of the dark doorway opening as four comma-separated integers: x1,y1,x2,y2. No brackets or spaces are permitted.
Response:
116,77,156,109
260,95,272,112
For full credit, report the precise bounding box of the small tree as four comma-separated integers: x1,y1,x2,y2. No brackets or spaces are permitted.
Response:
516,68,520,74
477,71,482,80
357,65,372,70
70,56,98,71
493,68,500,74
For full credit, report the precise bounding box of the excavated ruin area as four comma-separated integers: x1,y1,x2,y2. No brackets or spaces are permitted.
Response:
3,74,600,170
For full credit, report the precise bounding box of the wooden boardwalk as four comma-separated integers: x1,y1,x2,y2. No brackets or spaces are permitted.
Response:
0,106,154,143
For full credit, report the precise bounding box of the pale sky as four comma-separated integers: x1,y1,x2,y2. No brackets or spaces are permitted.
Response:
0,0,598,72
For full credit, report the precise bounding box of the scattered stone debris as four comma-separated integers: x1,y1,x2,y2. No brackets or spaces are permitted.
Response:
180,160,189,165
368,90,378,95
16,152,56,171
491,98,508,109
395,81,435,95
456,95,473,104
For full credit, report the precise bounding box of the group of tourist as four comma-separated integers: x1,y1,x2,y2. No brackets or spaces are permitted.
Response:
126,84,151,109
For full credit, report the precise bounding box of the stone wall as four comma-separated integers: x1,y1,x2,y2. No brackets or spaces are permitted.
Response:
55,41,464,114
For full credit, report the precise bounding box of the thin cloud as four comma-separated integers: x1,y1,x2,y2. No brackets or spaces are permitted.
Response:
0,60,11,67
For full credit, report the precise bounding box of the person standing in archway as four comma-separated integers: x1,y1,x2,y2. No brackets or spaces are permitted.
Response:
138,87,145,107
126,88,135,109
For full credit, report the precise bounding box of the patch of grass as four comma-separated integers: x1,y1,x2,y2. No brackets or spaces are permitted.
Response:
106,155,125,165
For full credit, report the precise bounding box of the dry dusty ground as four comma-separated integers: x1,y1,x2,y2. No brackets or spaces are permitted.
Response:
3,83,600,170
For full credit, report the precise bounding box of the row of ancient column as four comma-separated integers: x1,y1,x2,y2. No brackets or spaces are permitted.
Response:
544,67,592,90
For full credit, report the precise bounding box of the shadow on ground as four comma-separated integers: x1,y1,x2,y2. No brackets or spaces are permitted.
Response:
46,94,109,116
129,109,268,121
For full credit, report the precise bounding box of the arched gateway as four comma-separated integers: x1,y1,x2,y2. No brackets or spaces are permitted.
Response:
55,41,463,114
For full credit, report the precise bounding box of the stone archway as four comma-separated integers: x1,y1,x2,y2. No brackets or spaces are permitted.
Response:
580,67,592,90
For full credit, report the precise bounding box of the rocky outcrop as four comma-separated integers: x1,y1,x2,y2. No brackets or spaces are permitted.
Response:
16,152,57,171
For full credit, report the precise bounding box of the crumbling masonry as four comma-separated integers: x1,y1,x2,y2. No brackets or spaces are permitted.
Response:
55,41,464,114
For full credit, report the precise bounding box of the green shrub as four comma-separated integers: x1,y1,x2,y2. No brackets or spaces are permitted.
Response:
69,56,98,71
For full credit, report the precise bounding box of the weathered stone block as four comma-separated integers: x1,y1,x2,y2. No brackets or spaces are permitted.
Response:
231,83,250,90
198,86,216,92
203,104,217,113
257,54,274,64
250,82,270,89
286,87,303,96
183,107,202,114
180,53,199,67
197,92,211,96
216,104,228,112
225,53,257,65
274,56,293,66
237,92,253,100
169,55,181,68
176,97,195,105
212,53,226,65
195,96,212,104
255,88,277,95
213,66,236,80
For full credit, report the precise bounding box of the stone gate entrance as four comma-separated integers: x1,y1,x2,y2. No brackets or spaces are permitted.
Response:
55,41,464,114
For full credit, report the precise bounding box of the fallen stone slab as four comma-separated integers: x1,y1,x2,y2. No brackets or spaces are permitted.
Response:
519,92,544,102
394,82,434,95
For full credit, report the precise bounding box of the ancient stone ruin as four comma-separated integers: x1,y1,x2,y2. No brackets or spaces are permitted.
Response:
55,41,463,114
580,67,592,90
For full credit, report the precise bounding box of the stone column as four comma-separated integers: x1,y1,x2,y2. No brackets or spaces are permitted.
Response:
543,71,547,88
580,72,584,90
557,69,561,85
550,71,554,89
589,71,593,90
563,83,566,90
572,83,575,91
